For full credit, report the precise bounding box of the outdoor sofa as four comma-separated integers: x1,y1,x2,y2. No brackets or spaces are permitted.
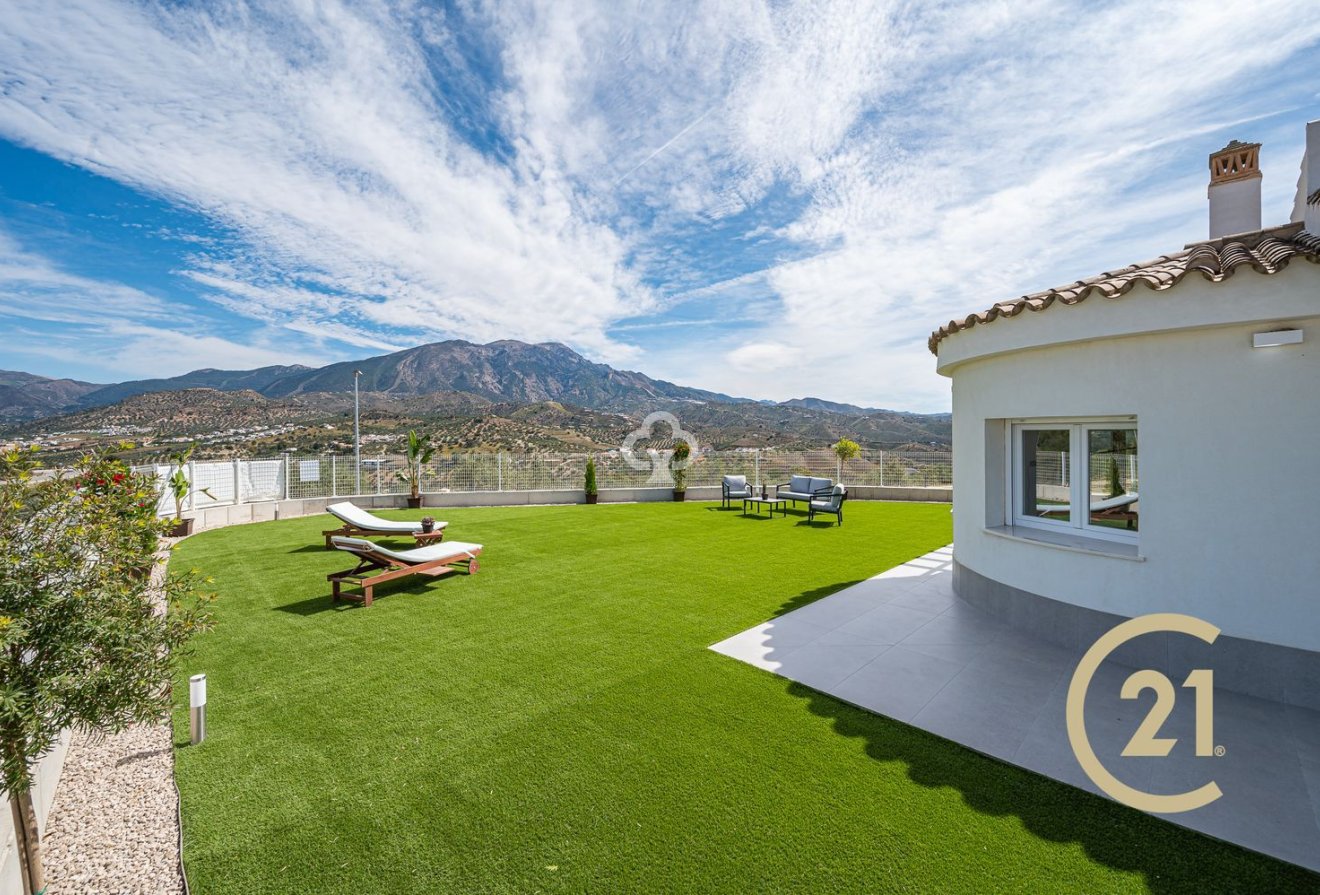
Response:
721,474,755,507
322,501,447,548
774,475,836,507
328,536,482,606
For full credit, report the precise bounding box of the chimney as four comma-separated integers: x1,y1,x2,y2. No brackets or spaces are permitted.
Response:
1293,119,1319,233
1207,140,1262,238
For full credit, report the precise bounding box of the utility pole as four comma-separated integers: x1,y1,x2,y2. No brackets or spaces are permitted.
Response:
354,369,363,495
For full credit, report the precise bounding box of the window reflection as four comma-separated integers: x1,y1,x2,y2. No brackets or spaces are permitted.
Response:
1021,429,1071,520
1087,428,1138,531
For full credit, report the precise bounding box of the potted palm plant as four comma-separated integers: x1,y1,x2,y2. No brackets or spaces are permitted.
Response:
397,430,434,509
584,456,599,504
670,440,690,501
165,444,213,537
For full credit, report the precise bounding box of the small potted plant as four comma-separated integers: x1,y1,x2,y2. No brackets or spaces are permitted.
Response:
584,456,599,504
165,444,213,537
420,515,436,534
670,441,690,502
397,430,434,509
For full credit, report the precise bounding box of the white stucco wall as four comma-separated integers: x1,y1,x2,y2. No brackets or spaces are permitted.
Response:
939,267,1320,652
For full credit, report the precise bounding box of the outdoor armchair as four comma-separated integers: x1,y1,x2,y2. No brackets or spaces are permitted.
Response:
807,484,848,525
722,474,755,507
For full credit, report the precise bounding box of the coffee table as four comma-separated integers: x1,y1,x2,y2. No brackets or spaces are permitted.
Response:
412,529,446,545
742,496,787,518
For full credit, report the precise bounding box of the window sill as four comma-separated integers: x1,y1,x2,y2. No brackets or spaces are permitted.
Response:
983,525,1144,561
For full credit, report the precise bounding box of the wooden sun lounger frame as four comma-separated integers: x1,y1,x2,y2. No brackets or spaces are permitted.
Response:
322,521,439,549
328,545,481,607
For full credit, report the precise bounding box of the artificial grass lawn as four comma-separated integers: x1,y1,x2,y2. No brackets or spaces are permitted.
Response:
171,501,1317,894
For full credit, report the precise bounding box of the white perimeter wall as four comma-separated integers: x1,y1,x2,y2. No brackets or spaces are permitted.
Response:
1,733,70,895
940,268,1320,652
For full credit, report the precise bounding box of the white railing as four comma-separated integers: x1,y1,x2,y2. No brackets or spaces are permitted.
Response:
133,448,953,516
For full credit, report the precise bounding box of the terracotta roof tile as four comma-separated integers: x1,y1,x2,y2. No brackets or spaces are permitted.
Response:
928,223,1320,354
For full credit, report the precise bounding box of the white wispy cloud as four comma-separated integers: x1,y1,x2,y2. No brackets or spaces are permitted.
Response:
0,0,1316,410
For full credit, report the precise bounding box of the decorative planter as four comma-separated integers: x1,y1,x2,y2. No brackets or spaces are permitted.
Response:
167,518,194,538
406,496,423,509
421,516,436,533
672,490,686,502
585,493,598,504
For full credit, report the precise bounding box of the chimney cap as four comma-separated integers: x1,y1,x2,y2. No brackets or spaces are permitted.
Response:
1209,140,1262,185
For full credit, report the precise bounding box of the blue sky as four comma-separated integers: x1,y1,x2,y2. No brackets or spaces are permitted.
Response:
0,1,1317,412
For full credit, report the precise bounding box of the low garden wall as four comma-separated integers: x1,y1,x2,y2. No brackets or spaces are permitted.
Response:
1,733,70,895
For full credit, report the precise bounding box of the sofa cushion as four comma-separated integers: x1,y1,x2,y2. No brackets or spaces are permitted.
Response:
723,475,747,490
789,474,812,494
809,477,832,495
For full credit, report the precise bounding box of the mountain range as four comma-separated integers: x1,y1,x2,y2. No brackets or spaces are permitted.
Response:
1,340,950,455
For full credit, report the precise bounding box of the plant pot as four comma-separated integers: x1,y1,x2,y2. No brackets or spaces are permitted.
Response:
167,518,194,538
585,493,598,504
406,497,423,509
672,490,686,502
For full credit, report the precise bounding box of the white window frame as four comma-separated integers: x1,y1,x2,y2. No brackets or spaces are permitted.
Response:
1007,417,1138,545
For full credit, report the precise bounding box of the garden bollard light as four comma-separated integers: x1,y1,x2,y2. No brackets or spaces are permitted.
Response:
190,673,207,745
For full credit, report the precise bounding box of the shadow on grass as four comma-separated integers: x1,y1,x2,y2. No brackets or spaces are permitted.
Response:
272,578,444,615
762,581,1320,893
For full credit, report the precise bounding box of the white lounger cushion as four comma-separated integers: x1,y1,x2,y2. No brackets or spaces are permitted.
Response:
327,501,446,534
332,536,480,565
1037,492,1138,516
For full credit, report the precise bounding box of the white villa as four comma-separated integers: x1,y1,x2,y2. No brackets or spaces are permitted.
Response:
931,120,1320,705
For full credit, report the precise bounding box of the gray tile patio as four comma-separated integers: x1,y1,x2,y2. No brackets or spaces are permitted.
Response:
710,545,1320,873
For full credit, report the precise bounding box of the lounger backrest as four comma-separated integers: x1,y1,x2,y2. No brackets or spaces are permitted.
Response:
331,535,390,561
328,502,378,528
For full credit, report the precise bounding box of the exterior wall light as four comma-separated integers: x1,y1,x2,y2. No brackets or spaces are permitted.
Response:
1252,328,1303,348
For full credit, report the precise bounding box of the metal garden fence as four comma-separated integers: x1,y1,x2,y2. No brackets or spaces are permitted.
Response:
134,448,953,516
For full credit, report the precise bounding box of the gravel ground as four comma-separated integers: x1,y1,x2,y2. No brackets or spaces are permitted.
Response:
41,723,184,895
41,541,186,895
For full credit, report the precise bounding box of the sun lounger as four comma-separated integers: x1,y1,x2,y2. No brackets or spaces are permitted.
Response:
322,501,447,548
327,536,482,606
1036,492,1139,516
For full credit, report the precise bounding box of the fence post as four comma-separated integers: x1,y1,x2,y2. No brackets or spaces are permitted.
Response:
879,450,885,487
331,454,337,497
187,460,197,510
376,456,383,494
283,453,291,500
232,458,242,506
754,449,760,488
498,451,503,491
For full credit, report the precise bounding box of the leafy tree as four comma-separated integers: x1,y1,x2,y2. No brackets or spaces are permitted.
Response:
832,438,861,480
396,430,436,501
0,448,213,894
